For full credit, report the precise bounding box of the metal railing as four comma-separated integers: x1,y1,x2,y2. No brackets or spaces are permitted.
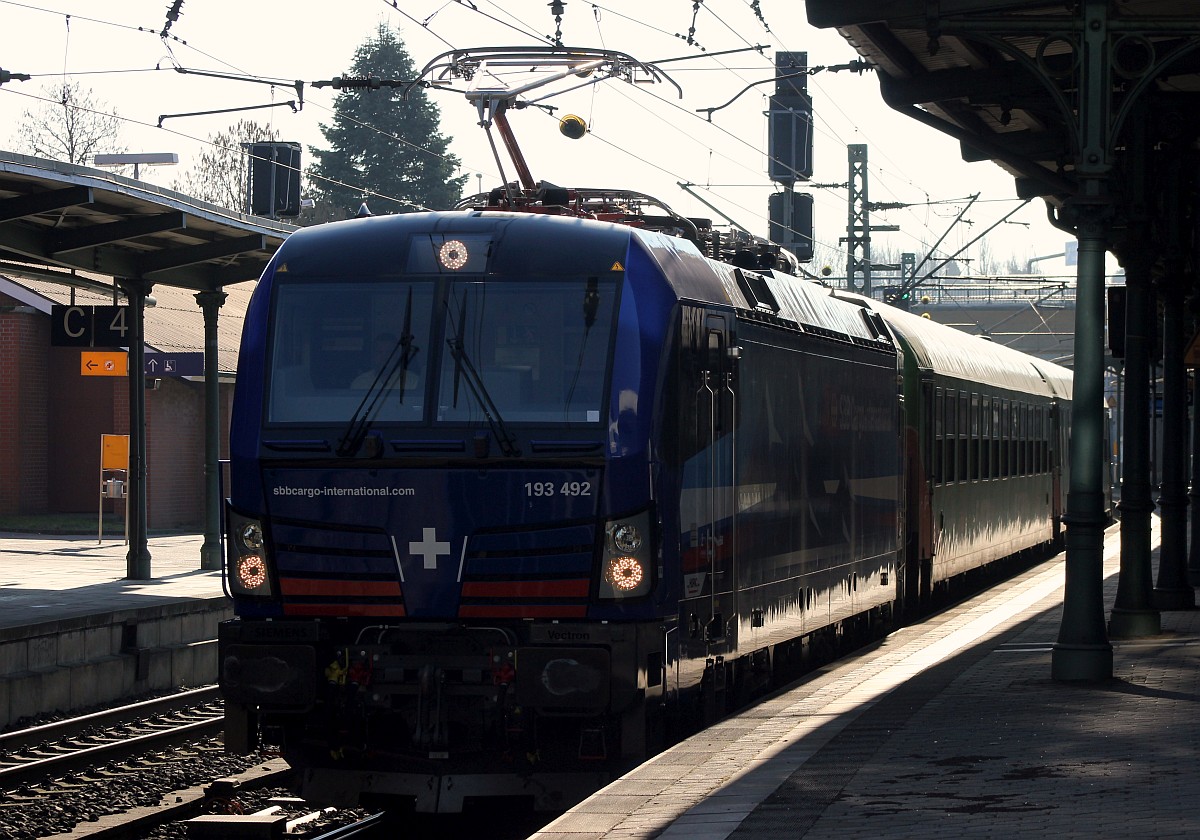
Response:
889,280,1080,307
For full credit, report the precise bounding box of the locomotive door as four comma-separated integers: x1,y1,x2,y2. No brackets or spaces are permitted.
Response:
694,314,737,655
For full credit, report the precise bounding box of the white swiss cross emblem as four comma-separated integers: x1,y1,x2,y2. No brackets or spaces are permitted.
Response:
409,527,450,570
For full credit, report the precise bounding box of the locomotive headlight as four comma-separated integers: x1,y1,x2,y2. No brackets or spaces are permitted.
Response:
600,511,652,599
226,507,275,598
610,523,642,554
236,554,268,589
438,239,469,270
604,556,644,591
239,522,264,550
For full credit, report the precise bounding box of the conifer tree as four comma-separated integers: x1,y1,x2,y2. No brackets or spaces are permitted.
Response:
307,24,466,219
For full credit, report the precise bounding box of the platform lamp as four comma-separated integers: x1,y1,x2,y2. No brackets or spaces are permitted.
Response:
94,152,179,180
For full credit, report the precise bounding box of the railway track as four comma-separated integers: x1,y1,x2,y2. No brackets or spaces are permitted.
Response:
0,686,226,790
188,808,390,839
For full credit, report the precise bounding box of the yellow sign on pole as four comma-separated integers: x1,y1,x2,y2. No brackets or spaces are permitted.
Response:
99,433,129,543
101,434,129,470
81,351,128,377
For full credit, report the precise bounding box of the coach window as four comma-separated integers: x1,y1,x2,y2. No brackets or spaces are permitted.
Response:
1039,405,1049,473
1045,406,1052,473
1019,403,1028,475
993,398,1003,479
1034,405,1042,473
1032,405,1041,473
998,396,1008,475
1036,404,1043,472
978,395,988,479
958,392,969,482
1033,404,1041,473
1008,400,1017,477
997,399,1006,478
983,395,994,479
1000,400,1007,476
945,388,955,482
969,393,979,480
1022,403,1030,476
988,396,998,479
931,388,940,482
994,398,1003,479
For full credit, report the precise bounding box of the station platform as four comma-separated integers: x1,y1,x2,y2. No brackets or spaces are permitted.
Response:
0,532,228,729
533,518,1199,840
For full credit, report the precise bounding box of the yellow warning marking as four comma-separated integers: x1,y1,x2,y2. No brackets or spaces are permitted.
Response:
611,261,624,271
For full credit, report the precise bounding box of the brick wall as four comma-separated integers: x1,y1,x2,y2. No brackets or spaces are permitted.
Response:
146,378,206,530
1,300,236,528
48,346,119,512
0,303,49,514
147,379,237,531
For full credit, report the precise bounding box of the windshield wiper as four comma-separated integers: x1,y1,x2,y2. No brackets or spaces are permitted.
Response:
446,295,520,457
338,287,419,457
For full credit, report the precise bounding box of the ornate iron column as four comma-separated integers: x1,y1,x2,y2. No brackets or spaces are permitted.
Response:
118,278,153,580
1155,266,1195,608
1052,204,1114,680
1046,0,1114,680
1109,245,1160,636
1190,359,1200,586
196,290,227,571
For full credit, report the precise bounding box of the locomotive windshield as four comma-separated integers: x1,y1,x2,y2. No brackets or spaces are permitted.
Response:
265,275,617,426
437,277,616,424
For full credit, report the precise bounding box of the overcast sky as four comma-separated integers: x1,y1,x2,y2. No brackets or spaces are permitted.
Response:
0,0,1094,276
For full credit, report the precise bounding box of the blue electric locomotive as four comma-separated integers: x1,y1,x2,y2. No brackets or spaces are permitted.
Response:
218,203,1070,814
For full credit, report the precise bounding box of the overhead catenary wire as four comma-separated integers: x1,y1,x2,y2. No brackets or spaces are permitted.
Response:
0,0,1047,270
0,0,888,221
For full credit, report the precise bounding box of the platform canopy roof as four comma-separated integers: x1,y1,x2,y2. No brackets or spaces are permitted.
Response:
0,150,292,292
804,1,1200,206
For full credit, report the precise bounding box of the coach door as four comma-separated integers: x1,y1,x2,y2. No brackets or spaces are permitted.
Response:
698,314,737,654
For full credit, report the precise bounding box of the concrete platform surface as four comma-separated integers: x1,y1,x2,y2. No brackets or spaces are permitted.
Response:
533,518,1200,840
0,532,229,728
0,532,225,632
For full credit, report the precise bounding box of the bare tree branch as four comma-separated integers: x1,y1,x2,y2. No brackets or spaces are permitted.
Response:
171,120,282,212
15,81,124,165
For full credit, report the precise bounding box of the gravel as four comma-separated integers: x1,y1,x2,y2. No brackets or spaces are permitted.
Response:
0,743,270,839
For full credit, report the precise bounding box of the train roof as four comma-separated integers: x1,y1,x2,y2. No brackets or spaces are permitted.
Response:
632,231,894,352
849,294,1073,400
271,211,895,354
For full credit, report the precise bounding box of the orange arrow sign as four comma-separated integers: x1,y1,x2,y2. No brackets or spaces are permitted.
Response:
80,351,128,377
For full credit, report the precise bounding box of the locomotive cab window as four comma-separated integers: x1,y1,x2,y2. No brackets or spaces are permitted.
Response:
265,273,617,427
436,276,617,424
267,279,436,424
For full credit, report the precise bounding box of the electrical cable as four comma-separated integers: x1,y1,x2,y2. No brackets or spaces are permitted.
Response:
3,0,1043,270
